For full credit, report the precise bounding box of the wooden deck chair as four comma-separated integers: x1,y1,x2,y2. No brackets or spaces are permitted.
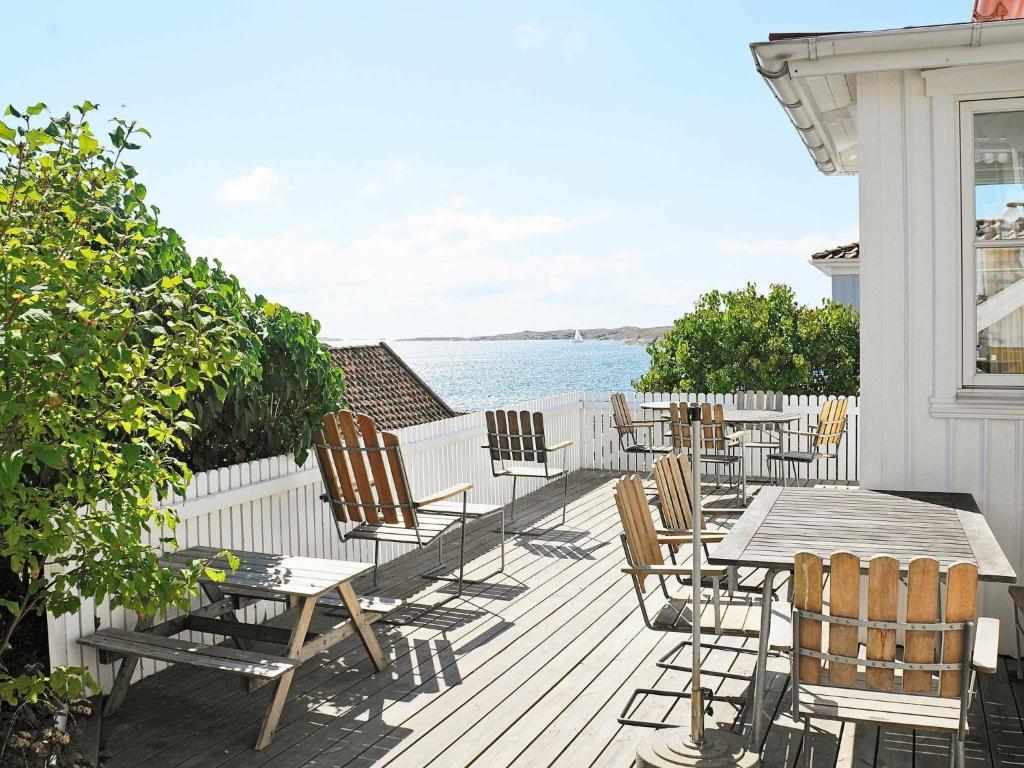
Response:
666,402,747,505
734,390,785,455
614,473,791,728
610,393,672,469
651,452,769,596
790,552,999,768
483,409,572,537
767,398,848,486
314,411,500,599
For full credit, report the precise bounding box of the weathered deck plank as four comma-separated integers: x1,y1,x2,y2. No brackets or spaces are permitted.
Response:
96,471,1022,768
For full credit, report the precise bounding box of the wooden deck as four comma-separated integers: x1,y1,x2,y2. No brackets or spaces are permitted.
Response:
96,470,1024,768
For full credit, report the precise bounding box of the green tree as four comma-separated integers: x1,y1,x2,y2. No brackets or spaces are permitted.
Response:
0,102,249,710
183,295,345,471
634,283,859,395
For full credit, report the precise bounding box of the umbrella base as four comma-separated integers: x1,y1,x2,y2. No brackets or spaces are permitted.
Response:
636,725,759,768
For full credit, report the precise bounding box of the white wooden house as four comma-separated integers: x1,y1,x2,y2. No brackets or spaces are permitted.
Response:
752,17,1024,646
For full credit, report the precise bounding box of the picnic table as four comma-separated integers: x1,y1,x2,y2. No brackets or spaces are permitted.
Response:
79,546,398,750
708,486,1016,748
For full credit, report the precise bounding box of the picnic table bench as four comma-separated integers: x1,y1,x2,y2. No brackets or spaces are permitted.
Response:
79,546,400,750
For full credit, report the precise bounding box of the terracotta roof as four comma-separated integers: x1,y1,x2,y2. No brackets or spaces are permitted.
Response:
327,342,456,430
811,242,859,261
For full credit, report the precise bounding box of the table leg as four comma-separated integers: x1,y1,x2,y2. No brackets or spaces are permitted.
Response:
750,568,778,751
337,582,386,671
200,582,253,651
103,615,153,716
255,596,317,750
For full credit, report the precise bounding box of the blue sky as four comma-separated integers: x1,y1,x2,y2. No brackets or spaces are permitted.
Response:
10,1,970,338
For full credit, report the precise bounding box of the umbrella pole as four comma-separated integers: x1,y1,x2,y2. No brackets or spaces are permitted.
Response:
689,413,705,745
635,407,758,768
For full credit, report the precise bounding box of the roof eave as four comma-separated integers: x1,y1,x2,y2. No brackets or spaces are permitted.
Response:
751,19,1024,176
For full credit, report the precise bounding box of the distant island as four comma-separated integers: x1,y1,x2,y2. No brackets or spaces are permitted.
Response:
400,325,671,346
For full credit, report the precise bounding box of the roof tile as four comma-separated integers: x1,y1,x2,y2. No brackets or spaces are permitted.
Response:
328,343,456,430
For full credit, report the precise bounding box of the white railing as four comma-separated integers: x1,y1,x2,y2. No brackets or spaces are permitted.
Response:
47,390,858,690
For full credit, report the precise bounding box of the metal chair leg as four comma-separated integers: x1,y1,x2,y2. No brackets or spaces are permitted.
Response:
1016,606,1023,679
561,471,569,525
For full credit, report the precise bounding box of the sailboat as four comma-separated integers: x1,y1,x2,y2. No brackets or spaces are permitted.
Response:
572,329,583,343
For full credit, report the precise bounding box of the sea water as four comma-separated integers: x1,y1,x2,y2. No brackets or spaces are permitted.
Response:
390,340,651,412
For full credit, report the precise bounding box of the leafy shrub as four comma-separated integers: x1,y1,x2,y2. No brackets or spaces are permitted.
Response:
0,101,258,743
184,294,344,471
634,283,859,395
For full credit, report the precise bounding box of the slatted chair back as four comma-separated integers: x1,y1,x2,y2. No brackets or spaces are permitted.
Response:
485,410,548,466
667,401,693,453
792,551,978,697
610,393,638,440
613,474,663,590
652,452,695,531
313,411,417,529
812,398,849,453
700,402,727,454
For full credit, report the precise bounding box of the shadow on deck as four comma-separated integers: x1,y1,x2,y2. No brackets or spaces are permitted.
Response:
93,471,1018,768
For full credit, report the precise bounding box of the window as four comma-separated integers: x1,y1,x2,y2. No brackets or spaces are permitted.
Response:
961,98,1024,387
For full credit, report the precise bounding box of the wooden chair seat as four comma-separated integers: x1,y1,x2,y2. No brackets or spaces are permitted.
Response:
700,453,742,464
416,500,504,518
79,628,300,680
344,512,457,544
622,444,672,455
653,589,792,643
493,465,566,479
796,684,962,732
767,450,821,464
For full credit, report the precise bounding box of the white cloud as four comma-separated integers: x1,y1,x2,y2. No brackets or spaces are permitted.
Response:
214,167,281,207
716,233,857,258
564,30,585,58
355,160,412,202
186,199,702,338
515,23,547,50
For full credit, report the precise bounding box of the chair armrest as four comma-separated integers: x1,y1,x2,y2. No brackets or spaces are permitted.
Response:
779,430,818,438
972,617,1000,673
727,430,748,445
415,482,472,507
655,529,727,543
546,440,573,451
621,563,728,578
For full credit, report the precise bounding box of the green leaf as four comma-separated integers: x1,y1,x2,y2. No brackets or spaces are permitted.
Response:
0,122,15,141
33,444,65,470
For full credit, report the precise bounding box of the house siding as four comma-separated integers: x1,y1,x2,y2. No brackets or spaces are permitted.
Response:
832,274,860,309
857,65,1024,649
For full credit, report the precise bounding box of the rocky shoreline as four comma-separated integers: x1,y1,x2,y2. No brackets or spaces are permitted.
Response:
400,325,671,346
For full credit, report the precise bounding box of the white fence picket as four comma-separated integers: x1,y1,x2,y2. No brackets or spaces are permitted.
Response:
46,389,858,691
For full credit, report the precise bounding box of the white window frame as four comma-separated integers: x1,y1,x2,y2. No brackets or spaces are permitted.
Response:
959,96,1024,389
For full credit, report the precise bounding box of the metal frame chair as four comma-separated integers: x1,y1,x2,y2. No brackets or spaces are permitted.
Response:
484,409,572,537
666,402,747,505
790,551,999,768
313,411,500,599
767,398,848,486
610,393,673,470
613,473,791,729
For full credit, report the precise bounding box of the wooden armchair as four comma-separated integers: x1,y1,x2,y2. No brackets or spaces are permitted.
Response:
610,393,672,468
666,401,747,504
484,409,573,537
767,398,848,486
613,473,791,728
790,552,998,768
314,411,500,598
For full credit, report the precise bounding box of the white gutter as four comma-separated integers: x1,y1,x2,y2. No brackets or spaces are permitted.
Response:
751,19,1024,175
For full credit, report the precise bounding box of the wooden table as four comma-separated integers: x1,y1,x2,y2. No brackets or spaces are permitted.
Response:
708,486,1016,748
638,404,803,427
84,547,391,751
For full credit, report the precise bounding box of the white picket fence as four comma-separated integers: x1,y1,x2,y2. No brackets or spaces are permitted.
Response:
47,390,858,691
